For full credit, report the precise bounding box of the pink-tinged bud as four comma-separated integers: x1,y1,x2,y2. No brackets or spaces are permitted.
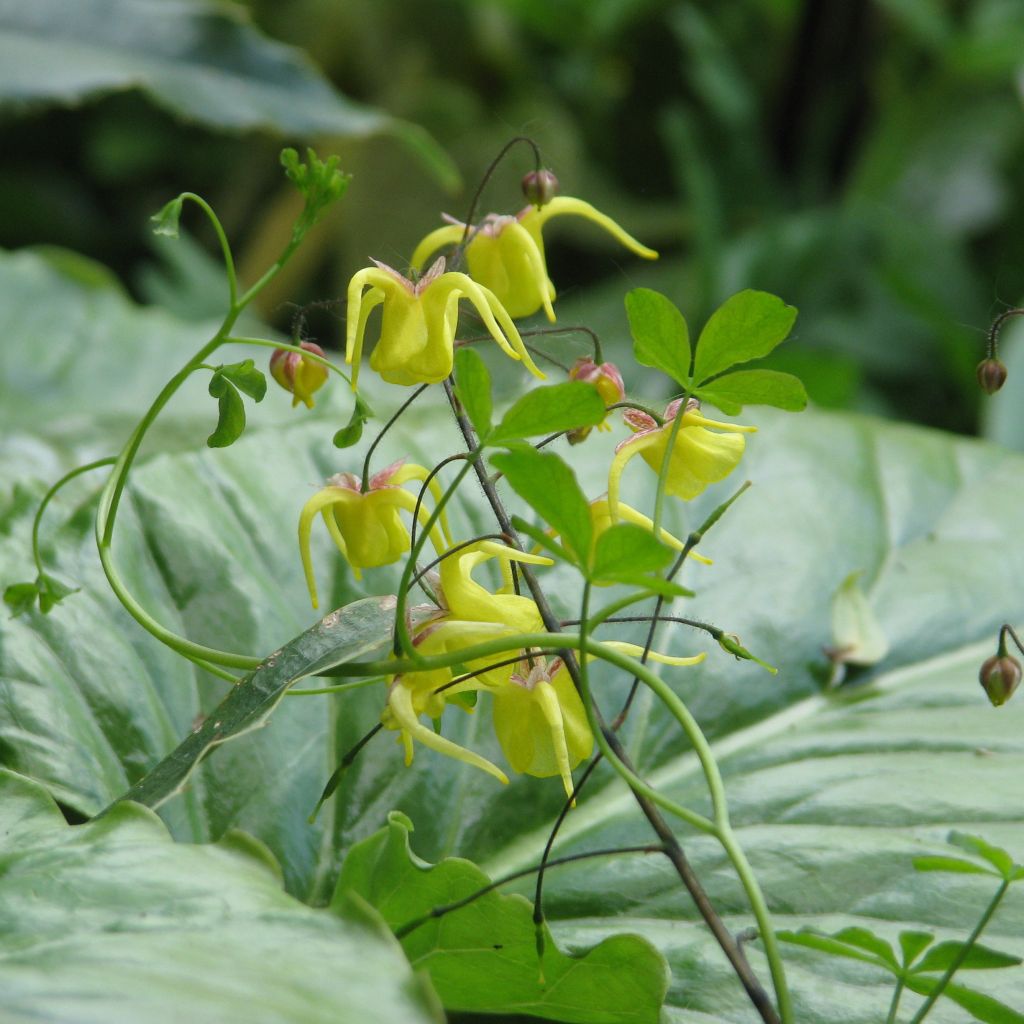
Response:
979,654,1021,706
567,357,625,443
977,358,1008,395
270,341,329,409
570,357,625,405
521,169,560,207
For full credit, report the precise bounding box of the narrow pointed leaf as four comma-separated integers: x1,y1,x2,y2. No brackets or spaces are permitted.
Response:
906,975,1024,1023
913,855,998,876
105,597,397,814
454,347,493,438
777,929,898,973
899,930,935,967
948,832,1018,879
913,942,1022,974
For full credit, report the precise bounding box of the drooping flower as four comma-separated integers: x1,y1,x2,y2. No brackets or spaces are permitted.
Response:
298,458,449,606
346,256,544,387
567,357,625,442
608,399,756,517
381,539,706,798
382,541,551,781
587,497,712,567
411,198,658,321
269,341,329,408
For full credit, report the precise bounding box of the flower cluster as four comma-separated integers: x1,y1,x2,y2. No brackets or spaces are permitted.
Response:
288,174,759,798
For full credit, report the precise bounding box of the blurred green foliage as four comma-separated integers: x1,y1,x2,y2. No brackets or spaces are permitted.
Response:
2,0,1024,437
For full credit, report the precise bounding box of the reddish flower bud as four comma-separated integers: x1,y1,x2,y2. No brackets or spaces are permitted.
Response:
521,169,560,207
976,358,1008,395
567,357,625,443
979,654,1021,706
270,341,329,409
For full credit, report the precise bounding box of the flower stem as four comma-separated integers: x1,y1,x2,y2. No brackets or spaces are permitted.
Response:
31,458,116,577
885,978,905,1024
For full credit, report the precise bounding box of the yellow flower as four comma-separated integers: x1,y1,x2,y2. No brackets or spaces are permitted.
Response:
382,539,706,798
269,341,329,409
588,496,712,569
494,641,705,799
298,458,449,607
411,198,658,321
382,541,551,781
492,656,592,799
608,399,756,517
346,256,544,387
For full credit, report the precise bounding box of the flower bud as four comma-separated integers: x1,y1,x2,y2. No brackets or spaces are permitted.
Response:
567,357,625,443
979,654,1021,706
270,341,329,409
521,169,559,207
976,358,1008,395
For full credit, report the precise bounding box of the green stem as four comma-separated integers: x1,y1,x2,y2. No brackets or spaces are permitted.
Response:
175,193,239,308
94,208,312,671
286,676,385,697
392,456,476,658
223,336,353,384
652,396,687,538
886,978,905,1024
907,878,1011,1024
96,541,260,670
31,458,116,576
236,238,301,310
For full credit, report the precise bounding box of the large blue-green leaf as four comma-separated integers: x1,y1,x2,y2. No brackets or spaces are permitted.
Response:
0,0,454,185
3,243,1024,1020
0,769,441,1024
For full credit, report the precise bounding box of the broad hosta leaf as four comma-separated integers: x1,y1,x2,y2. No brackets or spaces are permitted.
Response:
4,242,1024,1021
0,769,441,1024
336,812,668,1024
0,0,453,183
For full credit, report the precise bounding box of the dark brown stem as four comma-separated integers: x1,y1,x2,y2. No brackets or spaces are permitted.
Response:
986,308,1024,361
440,379,780,1024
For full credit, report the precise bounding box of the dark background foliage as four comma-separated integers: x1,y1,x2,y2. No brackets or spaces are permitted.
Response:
3,0,1024,441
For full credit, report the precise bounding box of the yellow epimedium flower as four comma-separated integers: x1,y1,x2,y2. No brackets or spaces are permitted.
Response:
494,641,706,800
492,655,592,800
382,535,707,799
345,256,544,388
588,497,713,568
608,399,757,517
411,198,659,321
381,541,552,781
298,458,450,607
